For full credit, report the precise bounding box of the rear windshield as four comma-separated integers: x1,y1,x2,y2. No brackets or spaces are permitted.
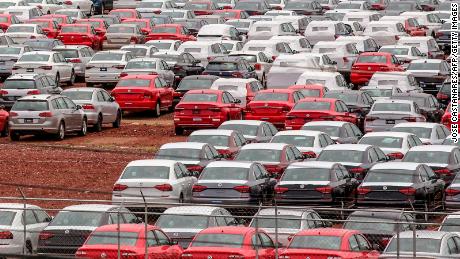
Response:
403,151,450,164
25,41,53,49
61,26,88,33
317,150,364,163
62,91,93,101
148,42,172,50
302,125,340,137
121,166,170,179
125,61,156,69
391,127,432,139
299,89,320,97
271,135,314,147
380,48,409,55
0,211,16,226
86,232,138,246
7,26,34,33
200,167,249,180
282,167,331,181
357,55,388,64
182,93,218,102
191,234,244,248
250,215,301,229
92,53,123,61
365,169,414,183
407,63,440,71
152,27,177,34
372,103,411,112
337,3,361,9
183,48,202,53
230,55,257,63
206,62,238,71
344,216,396,232
289,235,341,250
50,211,103,227
2,80,36,89
156,215,209,229
235,149,281,162
0,47,21,55
138,2,163,7
254,93,289,101
54,49,79,59
304,79,326,85
219,124,258,136
177,79,214,90
235,2,261,9
117,79,152,87
363,89,392,98
122,48,147,57
293,102,331,111
359,136,403,148
156,148,201,161
439,218,460,233
12,100,49,111
19,54,50,62
107,26,135,33
286,1,311,8
386,238,441,254
188,135,229,147
226,21,251,28
324,92,358,103
387,2,413,10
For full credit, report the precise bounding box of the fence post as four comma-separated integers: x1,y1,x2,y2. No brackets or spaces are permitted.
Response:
396,221,400,259
274,200,278,259
412,222,416,258
117,199,125,259
255,213,259,259
18,188,27,255
140,190,148,259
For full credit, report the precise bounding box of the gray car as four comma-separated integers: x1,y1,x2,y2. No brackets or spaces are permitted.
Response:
85,50,135,87
103,24,146,50
155,206,238,248
0,45,33,79
53,45,95,80
61,88,121,131
9,94,87,141
0,74,62,109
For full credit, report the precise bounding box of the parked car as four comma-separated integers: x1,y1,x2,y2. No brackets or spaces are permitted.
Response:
146,24,196,42
0,107,8,136
56,24,103,51
350,52,404,86
406,59,451,95
446,173,460,209
219,120,278,143
288,84,328,98
26,19,60,39
367,71,422,93
233,0,272,15
295,71,350,91
324,90,374,129
302,121,363,144
210,78,264,106
120,44,159,58
103,24,145,49
187,129,247,159
437,78,451,106
75,18,108,37
52,45,95,81
397,36,444,59
203,57,257,79
173,75,219,105
152,52,204,83
361,85,403,101
379,45,426,66
270,130,335,158
0,45,33,79
85,50,135,87
359,131,423,159
120,58,175,85
363,21,408,46
304,21,350,45
177,41,226,67
391,92,444,122
391,122,450,145
439,213,460,233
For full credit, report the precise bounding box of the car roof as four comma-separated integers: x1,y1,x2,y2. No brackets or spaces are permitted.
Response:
0,203,40,209
182,75,220,80
297,228,357,237
298,97,336,103
198,226,254,235
371,162,421,171
241,143,288,150
160,142,210,150
190,129,235,136
53,45,88,50
323,144,371,151
6,73,41,80
398,231,451,239
303,121,348,127
95,224,155,232
163,206,223,215
206,161,254,168
348,209,407,220
95,50,131,54
289,161,338,169
314,41,352,47
392,92,431,98
221,120,264,126
373,99,414,105
126,159,177,167
362,132,414,138
274,130,324,137
256,208,314,217
62,204,121,212
408,145,457,152
62,87,98,93
393,122,440,129
19,94,53,100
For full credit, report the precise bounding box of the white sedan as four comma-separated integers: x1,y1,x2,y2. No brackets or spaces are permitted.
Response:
24,0,63,14
13,51,75,86
121,58,175,86
5,24,47,44
358,131,423,160
270,130,335,158
57,0,93,16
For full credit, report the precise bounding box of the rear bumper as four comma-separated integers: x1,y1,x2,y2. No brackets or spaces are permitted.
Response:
117,100,156,112
0,244,24,255
85,72,121,83
191,197,257,205
244,114,286,127
37,246,80,256
9,123,58,134
174,116,226,129
275,198,335,206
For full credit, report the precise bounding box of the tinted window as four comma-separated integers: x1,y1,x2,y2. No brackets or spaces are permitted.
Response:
121,166,170,179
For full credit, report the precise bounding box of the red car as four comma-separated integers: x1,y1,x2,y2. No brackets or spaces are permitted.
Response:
279,228,380,259
289,84,328,98
183,1,219,15
41,14,73,28
0,107,8,137
214,10,250,20
402,18,427,36
182,227,276,259
146,24,196,42
0,14,21,32
441,103,457,130
174,89,243,135
285,98,358,130
57,24,103,50
75,19,108,38
350,52,405,86
369,0,388,10
26,19,60,38
108,9,141,21
122,18,154,34
244,89,305,129
75,224,183,259
111,75,174,117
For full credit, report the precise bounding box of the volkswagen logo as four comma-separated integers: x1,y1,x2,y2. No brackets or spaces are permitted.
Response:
383,186,387,190
207,256,213,259
306,257,311,259
100,252,107,258
173,233,179,236
264,103,269,107
306,114,310,117
127,89,131,93
195,106,198,109
368,67,372,70
300,184,305,189
64,229,70,234
217,183,222,187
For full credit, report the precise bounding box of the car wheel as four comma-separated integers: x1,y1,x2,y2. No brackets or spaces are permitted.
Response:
154,101,161,117
174,127,183,136
25,240,33,254
1,120,8,137
94,114,103,132
262,74,266,88
79,118,87,136
179,193,184,203
10,130,19,141
68,70,75,86
56,122,65,140
55,74,60,88
112,110,121,128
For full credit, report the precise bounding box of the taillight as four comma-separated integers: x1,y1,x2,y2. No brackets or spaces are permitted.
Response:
27,90,40,95
387,152,404,160
120,72,128,77
143,92,152,99
399,187,416,196
320,115,334,120
187,165,204,172
192,184,207,192
0,231,13,239
436,31,444,37
113,184,128,191
349,167,366,174
0,90,8,95
302,151,316,158
38,112,52,117
446,188,460,196
208,107,221,112
281,106,290,112
69,58,81,63
315,186,332,194
254,63,262,70
232,72,243,78
434,168,452,175
233,185,250,193
274,186,288,194
39,65,52,70
402,117,417,122
357,187,371,195
39,231,54,240
437,93,449,99
64,0,72,4
181,254,193,258
9,112,18,117
113,65,125,69
272,55,277,61
82,104,95,110
154,184,173,192
279,256,290,259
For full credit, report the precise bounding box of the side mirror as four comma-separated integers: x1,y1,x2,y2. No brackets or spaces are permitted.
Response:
109,96,116,102
386,155,395,161
323,221,333,227
44,217,53,222
233,99,241,104
76,105,82,110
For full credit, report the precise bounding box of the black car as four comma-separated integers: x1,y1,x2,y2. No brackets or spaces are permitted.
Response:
275,161,358,206
390,93,444,122
316,144,390,181
284,0,324,15
324,90,374,130
173,75,219,105
23,39,64,51
203,57,258,79
176,19,209,36
234,0,272,15
343,210,418,251
302,121,363,144
437,78,451,106
357,162,445,209
153,52,205,85
37,204,140,256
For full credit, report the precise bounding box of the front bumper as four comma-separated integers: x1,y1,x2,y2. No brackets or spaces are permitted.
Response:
117,100,156,112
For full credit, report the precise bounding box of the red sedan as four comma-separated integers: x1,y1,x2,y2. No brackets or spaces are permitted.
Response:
279,228,380,259
285,98,358,130
26,19,60,38
289,84,328,98
75,224,183,259
111,75,174,117
245,89,305,129
122,18,154,34
0,107,8,137
351,52,404,86
214,10,250,20
402,18,427,36
182,227,276,259
146,24,196,42
108,9,141,20
0,14,21,32
57,24,103,50
41,14,73,28
174,89,243,135
75,19,107,38
441,103,457,131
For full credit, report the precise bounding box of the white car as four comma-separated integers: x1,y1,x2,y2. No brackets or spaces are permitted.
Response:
112,159,197,207
360,85,403,101
264,10,296,16
54,8,85,21
210,78,263,105
270,130,335,157
335,0,371,11
13,51,75,86
196,24,242,42
228,50,274,84
336,36,381,53
242,40,293,59
400,11,443,37
225,19,254,35
24,0,62,14
5,24,47,44
295,52,337,71
295,71,349,90
0,203,51,254
304,21,348,44
379,44,426,66
58,0,93,15
160,9,195,21
358,131,423,159
270,35,312,53
273,15,311,34
120,44,159,58
266,53,321,88
85,50,135,87
0,0,27,13
439,213,460,234
319,0,339,10
177,41,226,67
363,21,408,46
136,0,177,18
52,45,95,79
145,39,182,53
397,36,443,59
247,21,296,41
121,57,175,85
342,11,381,28
391,122,451,145
367,72,423,93
311,41,359,75
220,40,244,52
213,0,237,8
4,6,41,21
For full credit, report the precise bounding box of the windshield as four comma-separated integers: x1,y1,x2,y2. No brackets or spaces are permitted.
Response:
344,216,396,232
86,232,138,246
139,2,163,7
206,62,238,71
317,150,364,163
162,11,185,18
61,26,88,33
324,92,358,103
372,103,411,112
62,91,93,100
407,63,440,71
7,26,34,33
220,124,258,136
77,20,102,27
359,136,403,148
12,101,49,111
25,41,53,49
188,135,229,147
337,3,361,9
357,55,388,63
191,234,244,248
363,89,393,98
289,235,341,250
293,102,331,111
235,2,261,9
121,166,170,179
299,89,321,97
254,93,289,101
250,215,301,229
117,79,151,87
19,54,50,62
156,215,209,229
235,149,281,162
200,167,249,180
125,61,156,69
122,48,148,57
386,238,441,254
156,148,201,161
387,2,413,10
365,169,414,183
0,211,16,226
230,54,256,63
186,3,210,9
182,93,218,102
177,79,214,90
380,48,409,55
271,135,314,147
282,167,331,181
403,151,450,164
286,2,311,8
92,53,123,61
302,125,339,137
440,218,460,233
2,80,36,89
391,127,431,139
50,211,103,227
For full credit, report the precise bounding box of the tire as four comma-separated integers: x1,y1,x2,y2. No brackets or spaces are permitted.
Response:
88,5,94,16
94,114,103,132
56,122,65,140
174,127,183,136
68,70,75,86
87,82,95,87
112,110,121,128
179,194,184,203
55,74,60,88
25,240,33,254
262,74,267,88
153,101,161,117
1,120,8,137
10,130,19,141
79,118,87,136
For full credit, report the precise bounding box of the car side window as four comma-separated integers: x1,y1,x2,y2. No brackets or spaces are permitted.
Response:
344,124,354,137
259,233,274,248
96,91,105,102
375,148,387,161
413,136,423,146
155,230,171,245
448,237,459,254
424,165,437,180
319,135,327,148
174,163,184,178
356,235,371,251
261,124,272,137
267,124,278,136
368,148,378,163
436,126,447,139
324,134,335,145
335,166,344,180
24,209,38,225
204,146,214,160
63,97,76,109
419,166,429,182
349,235,360,251
453,150,460,164
147,231,158,246
123,212,138,224
286,147,295,161
56,98,68,109
454,237,460,254
222,93,230,104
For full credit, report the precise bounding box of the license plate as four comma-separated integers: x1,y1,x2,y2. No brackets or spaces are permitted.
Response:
193,117,202,121
0,61,5,64
386,120,395,124
100,67,107,71
24,118,33,123
192,110,199,114
26,68,34,72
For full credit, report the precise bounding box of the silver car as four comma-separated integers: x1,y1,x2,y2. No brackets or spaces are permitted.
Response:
85,50,135,87
120,44,159,58
103,24,146,50
61,88,121,131
53,45,95,80
0,203,51,254
112,159,197,208
0,74,62,109
0,45,33,79
9,94,87,141
121,58,175,86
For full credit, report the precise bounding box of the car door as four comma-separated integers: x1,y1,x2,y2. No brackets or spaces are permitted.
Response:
54,97,74,130
173,163,191,200
161,60,174,85
53,53,71,80
259,123,274,143
179,162,196,199
225,92,241,119
252,233,275,259
100,89,118,122
64,97,82,130
28,208,51,249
